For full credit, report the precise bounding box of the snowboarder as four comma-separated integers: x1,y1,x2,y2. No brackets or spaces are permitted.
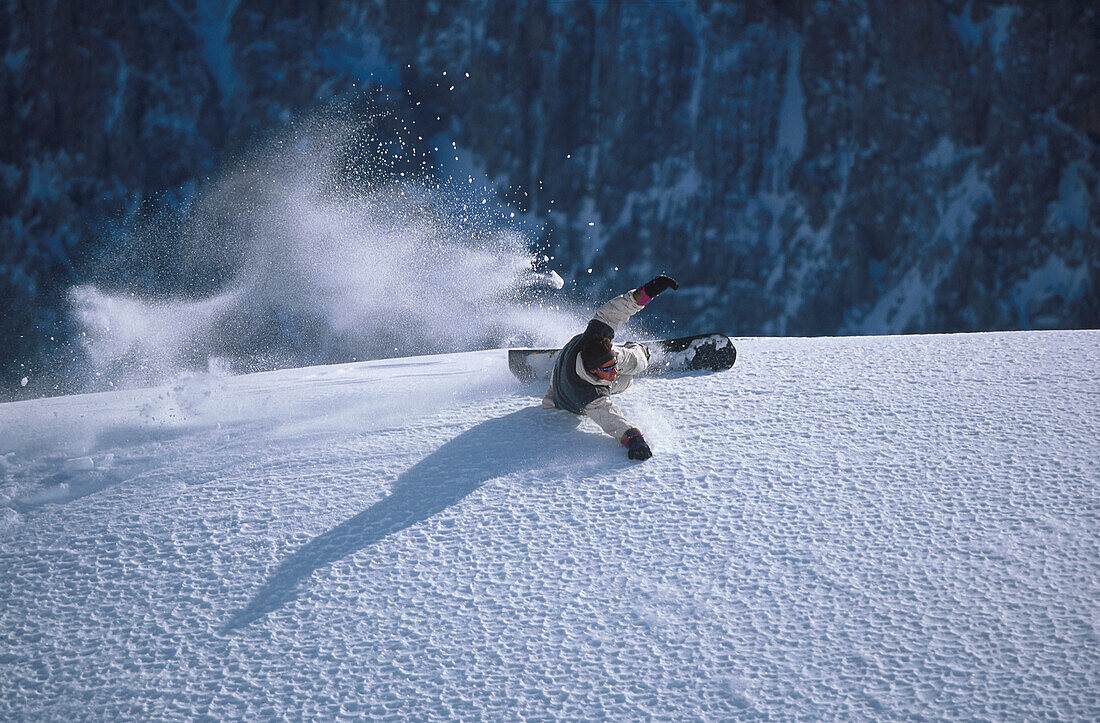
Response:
541,275,679,460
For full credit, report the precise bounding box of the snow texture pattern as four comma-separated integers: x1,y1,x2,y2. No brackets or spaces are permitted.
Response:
1,332,1098,719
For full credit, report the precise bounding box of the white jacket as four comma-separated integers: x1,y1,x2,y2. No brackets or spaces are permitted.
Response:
542,290,650,440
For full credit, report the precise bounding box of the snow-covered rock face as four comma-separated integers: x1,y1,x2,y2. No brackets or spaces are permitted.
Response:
3,1,1098,397
0,331,1098,719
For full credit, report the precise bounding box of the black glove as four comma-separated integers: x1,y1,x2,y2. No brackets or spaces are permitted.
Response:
642,275,679,299
621,428,653,461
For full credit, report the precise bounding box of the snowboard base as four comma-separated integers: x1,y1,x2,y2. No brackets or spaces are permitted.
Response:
508,333,736,383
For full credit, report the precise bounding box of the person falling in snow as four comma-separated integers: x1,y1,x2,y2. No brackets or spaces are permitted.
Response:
542,274,679,461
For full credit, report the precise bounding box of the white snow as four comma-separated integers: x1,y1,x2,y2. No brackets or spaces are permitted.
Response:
317,27,399,88
1,331,1098,719
68,284,242,385
775,36,806,166
104,42,129,132
987,6,1021,58
922,136,958,169
948,5,1021,71
1012,255,1092,328
935,161,993,247
530,269,565,290
3,47,28,73
190,0,242,99
68,125,583,387
25,157,64,202
1047,160,1092,233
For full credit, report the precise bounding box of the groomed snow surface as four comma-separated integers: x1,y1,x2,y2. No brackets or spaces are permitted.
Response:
1,331,1098,720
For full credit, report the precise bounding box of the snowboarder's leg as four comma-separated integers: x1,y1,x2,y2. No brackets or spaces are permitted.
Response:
618,342,651,375
605,342,651,394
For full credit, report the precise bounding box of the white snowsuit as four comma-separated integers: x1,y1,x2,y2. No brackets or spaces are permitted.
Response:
542,290,651,440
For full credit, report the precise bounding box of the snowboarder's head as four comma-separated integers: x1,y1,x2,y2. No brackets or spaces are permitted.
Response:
582,337,618,380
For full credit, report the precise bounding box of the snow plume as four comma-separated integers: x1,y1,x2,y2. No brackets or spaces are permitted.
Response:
70,104,581,390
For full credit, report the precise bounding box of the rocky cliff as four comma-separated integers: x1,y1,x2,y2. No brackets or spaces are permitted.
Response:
2,0,1097,397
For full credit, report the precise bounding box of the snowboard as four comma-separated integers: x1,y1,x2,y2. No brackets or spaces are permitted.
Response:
508,333,737,383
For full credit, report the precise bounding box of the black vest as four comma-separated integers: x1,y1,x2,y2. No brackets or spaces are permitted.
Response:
550,321,614,415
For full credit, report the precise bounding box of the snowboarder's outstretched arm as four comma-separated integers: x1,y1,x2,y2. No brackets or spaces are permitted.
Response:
582,395,634,440
589,274,680,338
582,397,652,460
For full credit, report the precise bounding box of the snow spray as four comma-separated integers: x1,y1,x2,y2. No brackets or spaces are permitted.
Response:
69,102,581,390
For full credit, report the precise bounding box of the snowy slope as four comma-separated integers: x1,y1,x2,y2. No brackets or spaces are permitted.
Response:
1,331,1098,719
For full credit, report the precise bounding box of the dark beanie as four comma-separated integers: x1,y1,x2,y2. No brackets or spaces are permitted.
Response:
580,336,615,370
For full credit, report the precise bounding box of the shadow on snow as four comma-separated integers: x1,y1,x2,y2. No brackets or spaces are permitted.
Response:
224,405,621,631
